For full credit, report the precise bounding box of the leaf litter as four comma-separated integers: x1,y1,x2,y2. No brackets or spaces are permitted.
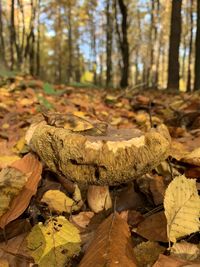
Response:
0,75,200,266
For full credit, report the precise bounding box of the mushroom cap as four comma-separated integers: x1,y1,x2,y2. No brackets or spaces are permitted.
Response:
28,121,171,185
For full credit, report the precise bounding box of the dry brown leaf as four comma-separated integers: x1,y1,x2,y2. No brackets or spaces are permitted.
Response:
152,254,199,267
0,219,31,242
79,213,137,267
0,153,42,228
149,175,166,205
136,211,168,242
116,183,146,212
0,233,33,267
70,212,94,229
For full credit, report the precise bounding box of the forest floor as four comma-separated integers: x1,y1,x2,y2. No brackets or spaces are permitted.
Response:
0,74,200,266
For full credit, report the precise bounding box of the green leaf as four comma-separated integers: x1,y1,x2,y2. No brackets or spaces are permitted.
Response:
43,83,66,96
27,216,81,267
37,95,54,110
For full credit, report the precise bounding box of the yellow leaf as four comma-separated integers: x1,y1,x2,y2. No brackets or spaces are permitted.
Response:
0,259,9,267
0,155,20,169
164,175,200,243
182,147,200,166
41,190,74,213
0,167,28,217
27,216,81,267
13,136,28,153
2,123,9,129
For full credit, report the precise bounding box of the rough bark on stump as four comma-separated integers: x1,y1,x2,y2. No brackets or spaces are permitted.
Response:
27,121,171,185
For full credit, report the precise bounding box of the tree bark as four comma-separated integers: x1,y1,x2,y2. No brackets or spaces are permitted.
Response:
167,0,182,90
10,0,15,70
187,0,194,91
0,0,5,64
194,0,200,90
115,0,129,88
66,2,73,84
36,0,40,76
106,0,113,87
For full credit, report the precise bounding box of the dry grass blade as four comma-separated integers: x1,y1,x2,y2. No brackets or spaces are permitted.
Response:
79,212,137,267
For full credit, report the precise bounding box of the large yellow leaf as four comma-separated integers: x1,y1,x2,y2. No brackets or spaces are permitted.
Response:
26,216,81,267
41,190,74,213
164,175,200,242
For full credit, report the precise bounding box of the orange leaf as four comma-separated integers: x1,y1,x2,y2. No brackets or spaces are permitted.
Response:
0,153,42,228
79,213,137,267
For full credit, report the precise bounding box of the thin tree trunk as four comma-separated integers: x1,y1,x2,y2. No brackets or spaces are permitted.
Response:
57,4,62,83
187,0,194,91
154,0,160,88
17,0,25,68
75,43,81,82
106,0,113,87
167,0,182,90
115,0,129,88
36,0,40,76
67,2,73,84
0,0,5,64
29,0,36,75
10,0,15,70
194,0,200,90
135,9,141,85
148,0,156,88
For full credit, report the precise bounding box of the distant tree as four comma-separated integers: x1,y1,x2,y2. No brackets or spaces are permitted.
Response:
167,0,182,90
106,0,113,87
187,0,194,91
114,0,129,88
36,0,41,76
66,0,73,84
10,0,15,70
194,0,200,90
0,0,5,64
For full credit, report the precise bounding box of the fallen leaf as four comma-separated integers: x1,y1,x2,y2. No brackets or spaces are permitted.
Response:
181,147,200,166
152,254,199,267
164,175,200,242
0,155,20,169
171,241,200,261
0,153,42,228
0,233,33,267
71,212,94,229
149,175,166,205
41,190,74,213
136,211,168,242
79,213,137,267
0,259,9,267
26,216,81,267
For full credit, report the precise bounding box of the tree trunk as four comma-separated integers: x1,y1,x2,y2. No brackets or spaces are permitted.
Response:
10,0,15,70
0,0,5,64
167,0,182,90
187,0,194,91
106,0,113,87
194,0,200,90
16,0,25,69
36,0,40,76
115,0,129,88
67,2,73,84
